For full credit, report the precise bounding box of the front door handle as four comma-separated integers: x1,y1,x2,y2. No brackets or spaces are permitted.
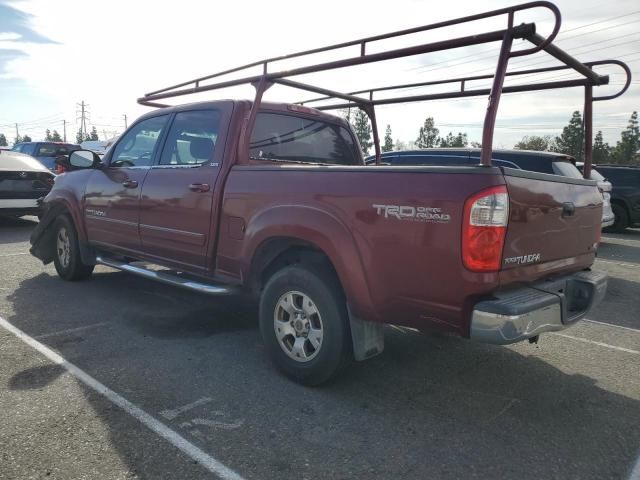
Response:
189,183,210,193
122,179,138,188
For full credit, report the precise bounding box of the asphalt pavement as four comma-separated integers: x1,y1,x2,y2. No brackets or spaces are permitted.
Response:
1,216,639,480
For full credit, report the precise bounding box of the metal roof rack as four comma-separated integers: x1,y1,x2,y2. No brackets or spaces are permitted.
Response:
138,1,631,178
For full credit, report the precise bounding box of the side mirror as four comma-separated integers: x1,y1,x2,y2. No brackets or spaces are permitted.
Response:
69,150,101,169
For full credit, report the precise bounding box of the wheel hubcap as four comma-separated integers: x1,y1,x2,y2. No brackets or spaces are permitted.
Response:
274,290,323,363
56,227,71,269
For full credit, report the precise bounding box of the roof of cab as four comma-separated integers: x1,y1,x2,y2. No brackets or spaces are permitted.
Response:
134,100,350,129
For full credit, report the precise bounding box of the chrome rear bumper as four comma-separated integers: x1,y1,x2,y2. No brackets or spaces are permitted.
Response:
470,270,607,345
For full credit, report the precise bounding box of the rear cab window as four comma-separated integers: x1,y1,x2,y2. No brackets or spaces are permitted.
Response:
250,112,358,165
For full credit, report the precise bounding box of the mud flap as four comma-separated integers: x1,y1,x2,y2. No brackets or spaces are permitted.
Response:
348,307,384,361
29,204,67,265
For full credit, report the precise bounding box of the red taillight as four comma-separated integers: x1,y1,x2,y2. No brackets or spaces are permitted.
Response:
462,185,509,272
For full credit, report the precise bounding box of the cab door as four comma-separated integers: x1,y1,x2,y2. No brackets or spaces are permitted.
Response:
84,114,169,253
138,108,226,273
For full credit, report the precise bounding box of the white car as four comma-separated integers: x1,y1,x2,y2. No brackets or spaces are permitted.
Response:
0,150,55,218
576,162,615,229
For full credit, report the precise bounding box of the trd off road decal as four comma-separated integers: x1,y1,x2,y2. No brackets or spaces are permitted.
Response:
372,204,451,223
86,209,106,217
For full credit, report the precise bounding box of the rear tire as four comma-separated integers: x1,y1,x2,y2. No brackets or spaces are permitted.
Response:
607,203,629,233
259,264,351,386
53,215,94,281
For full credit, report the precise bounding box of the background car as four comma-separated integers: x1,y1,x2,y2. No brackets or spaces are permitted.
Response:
11,142,81,172
588,165,640,232
366,148,614,229
576,162,615,229
0,150,55,218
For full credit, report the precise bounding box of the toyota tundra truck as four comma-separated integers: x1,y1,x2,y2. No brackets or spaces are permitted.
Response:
30,2,625,384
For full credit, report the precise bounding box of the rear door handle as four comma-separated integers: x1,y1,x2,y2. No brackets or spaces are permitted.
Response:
122,179,138,188
562,202,575,217
189,183,210,193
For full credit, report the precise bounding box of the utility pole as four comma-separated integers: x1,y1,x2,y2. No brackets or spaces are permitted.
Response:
76,101,90,141
62,120,67,142
15,123,19,143
123,114,128,130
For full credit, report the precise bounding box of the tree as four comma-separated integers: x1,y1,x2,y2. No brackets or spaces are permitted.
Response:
592,130,611,164
514,135,554,151
351,109,372,155
0,133,7,147
89,126,99,141
415,117,439,149
45,129,53,141
51,130,62,142
382,125,394,152
611,111,639,164
470,141,482,148
439,132,468,148
76,128,90,144
22,135,32,142
554,111,584,160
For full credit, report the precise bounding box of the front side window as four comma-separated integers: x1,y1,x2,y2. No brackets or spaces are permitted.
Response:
110,115,168,167
159,110,219,166
250,113,358,165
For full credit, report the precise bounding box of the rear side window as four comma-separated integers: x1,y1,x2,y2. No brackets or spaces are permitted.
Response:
159,110,220,165
600,168,640,186
250,113,357,165
36,144,78,157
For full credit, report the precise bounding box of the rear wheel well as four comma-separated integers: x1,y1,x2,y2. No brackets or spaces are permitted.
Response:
251,238,342,298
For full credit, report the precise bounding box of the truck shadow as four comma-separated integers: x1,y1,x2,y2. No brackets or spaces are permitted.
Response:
5,271,640,480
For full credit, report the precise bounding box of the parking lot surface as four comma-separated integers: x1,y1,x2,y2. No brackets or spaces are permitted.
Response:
1,216,639,480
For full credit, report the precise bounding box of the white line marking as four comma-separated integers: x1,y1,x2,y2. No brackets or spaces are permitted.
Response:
191,418,245,431
551,333,639,355
36,323,108,339
596,259,640,269
0,252,29,257
584,319,640,333
0,316,245,480
160,397,214,420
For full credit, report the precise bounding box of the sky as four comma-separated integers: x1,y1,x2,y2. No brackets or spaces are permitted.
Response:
0,0,638,148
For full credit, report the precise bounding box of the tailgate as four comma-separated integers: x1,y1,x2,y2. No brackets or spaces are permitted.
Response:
501,168,602,272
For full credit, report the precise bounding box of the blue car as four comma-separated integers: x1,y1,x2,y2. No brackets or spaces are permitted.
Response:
11,142,81,172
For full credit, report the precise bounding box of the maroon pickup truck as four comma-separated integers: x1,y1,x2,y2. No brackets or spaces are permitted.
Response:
30,100,607,384
30,3,627,384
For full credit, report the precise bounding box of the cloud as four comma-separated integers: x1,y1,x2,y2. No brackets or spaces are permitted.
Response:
0,1,56,75
0,1,56,44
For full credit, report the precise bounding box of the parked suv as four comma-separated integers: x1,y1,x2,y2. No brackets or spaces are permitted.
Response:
590,165,640,232
12,142,81,172
367,149,615,228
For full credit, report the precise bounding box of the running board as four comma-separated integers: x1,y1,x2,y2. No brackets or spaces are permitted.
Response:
95,256,235,295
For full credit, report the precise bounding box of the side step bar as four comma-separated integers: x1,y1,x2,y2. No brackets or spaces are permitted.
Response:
95,256,235,295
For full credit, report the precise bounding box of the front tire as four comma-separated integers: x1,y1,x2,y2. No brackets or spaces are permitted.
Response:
53,215,94,281
607,203,629,233
259,264,351,386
